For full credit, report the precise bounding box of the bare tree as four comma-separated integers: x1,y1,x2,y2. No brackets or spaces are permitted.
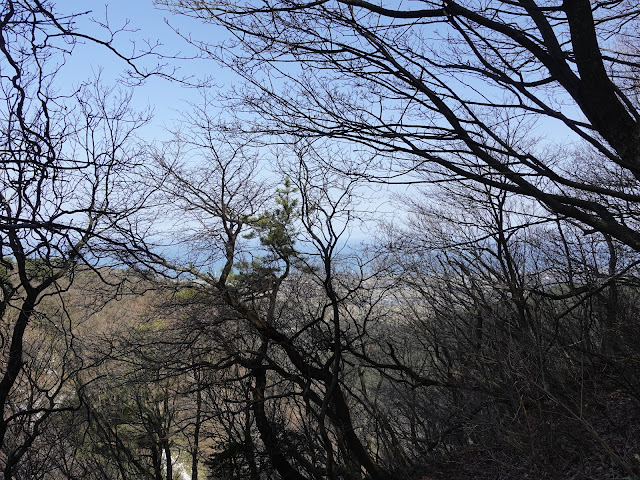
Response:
146,104,399,478
370,182,640,478
157,0,640,250
0,2,153,476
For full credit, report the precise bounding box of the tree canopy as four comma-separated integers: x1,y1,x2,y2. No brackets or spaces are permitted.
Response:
2,1,640,479
159,0,640,249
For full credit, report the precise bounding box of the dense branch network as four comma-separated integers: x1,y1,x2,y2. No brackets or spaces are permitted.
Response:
158,0,640,250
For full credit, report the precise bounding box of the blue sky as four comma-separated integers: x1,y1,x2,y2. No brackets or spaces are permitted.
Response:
54,1,238,141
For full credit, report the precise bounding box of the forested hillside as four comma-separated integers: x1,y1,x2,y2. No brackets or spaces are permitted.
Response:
2,1,640,479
